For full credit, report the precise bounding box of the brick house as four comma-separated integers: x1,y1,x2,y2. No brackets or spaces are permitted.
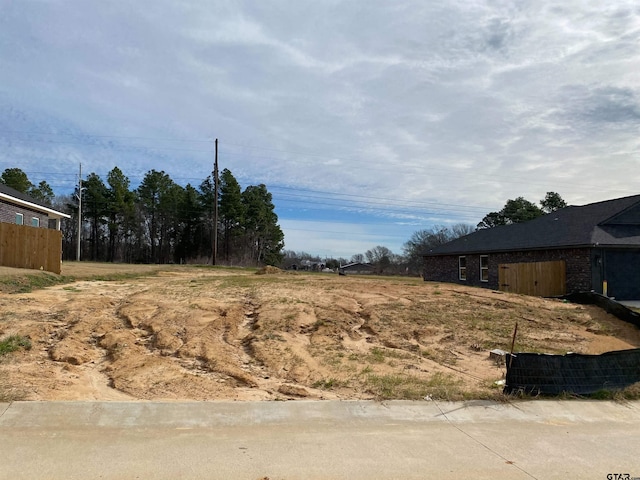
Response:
0,183,69,230
423,194,640,300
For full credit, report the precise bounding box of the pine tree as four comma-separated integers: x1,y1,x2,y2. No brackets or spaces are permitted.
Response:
219,169,245,261
241,184,284,265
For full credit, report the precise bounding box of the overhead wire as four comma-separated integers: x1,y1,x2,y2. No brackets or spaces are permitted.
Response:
3,129,635,235
1,128,632,194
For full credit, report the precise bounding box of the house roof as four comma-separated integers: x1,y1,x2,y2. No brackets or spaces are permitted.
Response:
425,194,640,256
0,183,70,219
340,262,374,269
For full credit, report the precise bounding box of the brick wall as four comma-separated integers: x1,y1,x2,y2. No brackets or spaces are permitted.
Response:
424,247,592,293
0,199,49,228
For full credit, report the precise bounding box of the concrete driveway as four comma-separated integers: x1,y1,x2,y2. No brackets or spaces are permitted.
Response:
1,400,639,479
619,300,640,309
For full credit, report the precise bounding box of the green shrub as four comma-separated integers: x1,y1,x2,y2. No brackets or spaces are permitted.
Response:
0,335,32,356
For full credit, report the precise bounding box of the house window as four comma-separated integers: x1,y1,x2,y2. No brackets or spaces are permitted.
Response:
31,217,40,227
15,213,23,225
480,255,489,282
458,256,467,280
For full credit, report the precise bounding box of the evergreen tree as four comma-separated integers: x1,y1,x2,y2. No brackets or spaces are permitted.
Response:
29,181,55,206
198,175,216,260
219,169,245,261
83,173,109,261
0,168,33,193
106,167,135,262
477,193,567,229
477,197,543,229
138,170,174,263
241,184,284,265
175,183,201,263
540,191,567,213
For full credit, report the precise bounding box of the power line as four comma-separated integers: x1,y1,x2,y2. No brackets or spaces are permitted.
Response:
282,227,411,239
270,185,489,213
10,165,491,217
2,130,636,195
1,137,214,154
0,129,214,143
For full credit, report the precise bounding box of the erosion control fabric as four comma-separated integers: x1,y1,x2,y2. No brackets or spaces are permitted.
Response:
504,348,640,395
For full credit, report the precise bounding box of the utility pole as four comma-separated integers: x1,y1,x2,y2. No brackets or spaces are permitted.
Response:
212,138,219,265
76,163,82,262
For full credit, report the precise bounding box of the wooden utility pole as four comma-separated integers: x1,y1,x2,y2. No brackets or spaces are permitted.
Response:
76,163,82,261
212,138,219,265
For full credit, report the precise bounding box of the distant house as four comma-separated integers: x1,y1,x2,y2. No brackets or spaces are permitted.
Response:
423,195,640,300
0,183,69,230
339,262,375,275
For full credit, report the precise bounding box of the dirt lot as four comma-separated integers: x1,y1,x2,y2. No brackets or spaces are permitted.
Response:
1,262,639,401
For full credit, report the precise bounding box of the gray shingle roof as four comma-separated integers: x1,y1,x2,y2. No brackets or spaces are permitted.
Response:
0,182,69,217
425,194,640,256
0,183,48,207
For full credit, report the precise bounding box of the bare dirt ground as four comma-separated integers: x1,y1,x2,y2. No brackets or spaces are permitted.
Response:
1,262,639,401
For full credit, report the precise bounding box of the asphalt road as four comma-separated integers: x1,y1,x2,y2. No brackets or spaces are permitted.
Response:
1,399,639,479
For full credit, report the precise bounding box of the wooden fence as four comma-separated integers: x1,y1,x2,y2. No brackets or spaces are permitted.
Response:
0,222,62,274
498,260,566,297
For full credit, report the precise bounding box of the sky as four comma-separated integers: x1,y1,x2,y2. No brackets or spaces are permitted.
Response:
1,1,639,259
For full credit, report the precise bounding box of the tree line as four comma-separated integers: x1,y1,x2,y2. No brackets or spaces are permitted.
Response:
1,167,567,275
282,192,567,275
1,167,284,266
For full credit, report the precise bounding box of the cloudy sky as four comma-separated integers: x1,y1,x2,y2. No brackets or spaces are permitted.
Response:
1,1,639,259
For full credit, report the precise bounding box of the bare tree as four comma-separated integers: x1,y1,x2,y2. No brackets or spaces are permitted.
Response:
365,245,393,274
403,223,474,275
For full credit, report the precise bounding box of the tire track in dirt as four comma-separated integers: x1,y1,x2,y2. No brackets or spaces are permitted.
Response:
3,267,639,401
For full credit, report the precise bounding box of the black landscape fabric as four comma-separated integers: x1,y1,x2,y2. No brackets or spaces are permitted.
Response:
504,348,640,395
561,292,640,329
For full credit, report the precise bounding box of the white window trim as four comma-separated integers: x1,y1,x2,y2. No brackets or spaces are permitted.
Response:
458,256,467,281
31,217,40,227
15,213,23,225
480,255,489,282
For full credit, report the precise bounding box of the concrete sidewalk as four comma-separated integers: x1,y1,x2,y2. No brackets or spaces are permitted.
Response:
619,300,640,309
1,400,639,479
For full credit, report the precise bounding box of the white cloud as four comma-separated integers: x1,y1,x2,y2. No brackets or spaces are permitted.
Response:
1,0,640,257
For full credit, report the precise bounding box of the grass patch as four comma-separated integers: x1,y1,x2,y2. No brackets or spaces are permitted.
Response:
0,273,71,293
365,372,463,400
367,347,386,363
88,272,158,282
312,377,342,390
0,335,32,356
0,267,167,294
581,383,640,401
63,286,81,292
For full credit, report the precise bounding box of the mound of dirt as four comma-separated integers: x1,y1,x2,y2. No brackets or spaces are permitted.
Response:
1,265,639,401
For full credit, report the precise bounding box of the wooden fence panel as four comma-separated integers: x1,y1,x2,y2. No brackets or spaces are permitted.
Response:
499,260,566,297
0,222,62,274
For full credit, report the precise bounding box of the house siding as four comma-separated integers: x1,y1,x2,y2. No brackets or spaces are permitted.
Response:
0,199,49,228
424,248,592,294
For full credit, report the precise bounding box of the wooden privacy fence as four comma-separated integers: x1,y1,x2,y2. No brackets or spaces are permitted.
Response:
498,260,566,297
0,222,62,274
